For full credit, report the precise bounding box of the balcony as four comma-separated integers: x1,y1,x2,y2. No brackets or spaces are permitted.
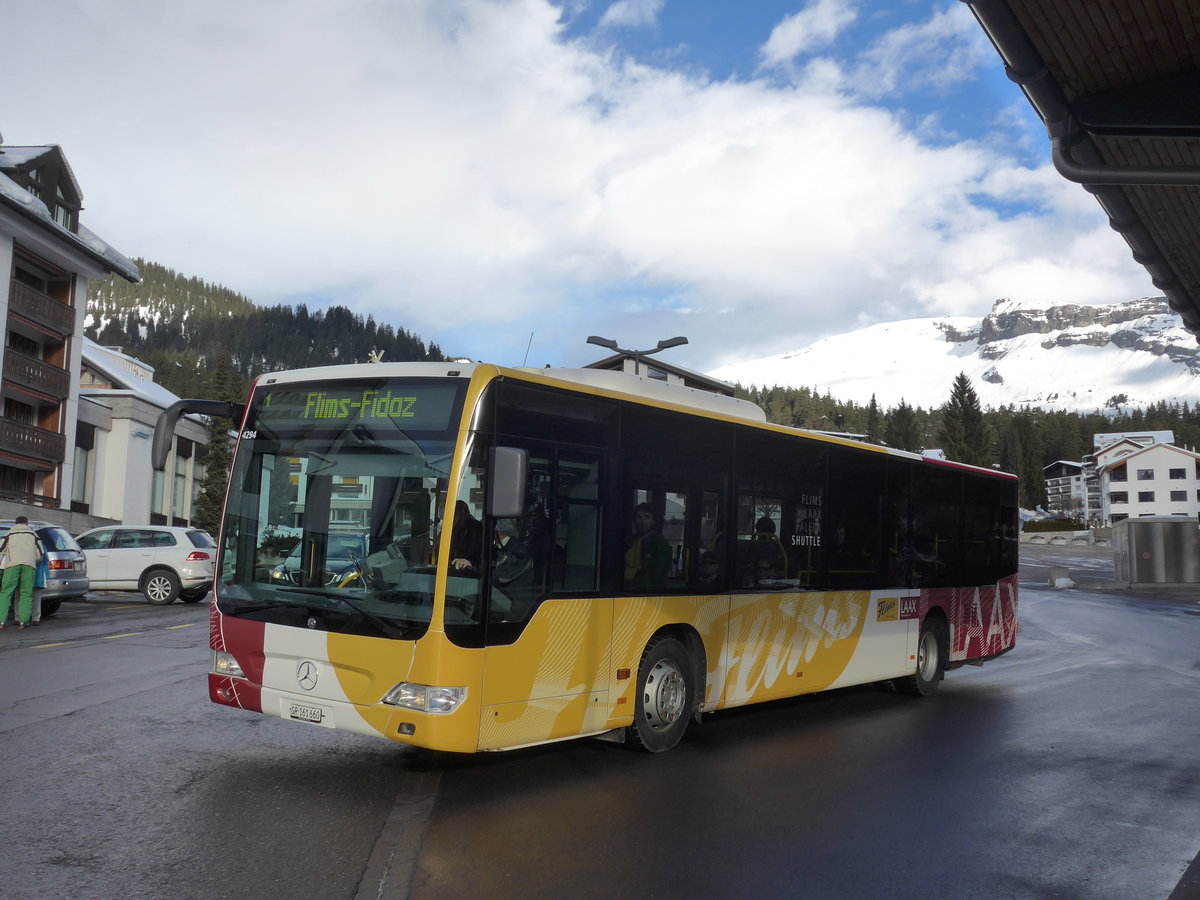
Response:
0,419,66,466
8,280,75,337
3,350,71,400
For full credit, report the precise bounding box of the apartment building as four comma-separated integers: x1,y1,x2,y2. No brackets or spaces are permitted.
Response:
1043,460,1092,520
1096,436,1200,523
0,143,139,522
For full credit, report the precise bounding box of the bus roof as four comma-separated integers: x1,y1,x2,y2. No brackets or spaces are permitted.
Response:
250,361,1016,480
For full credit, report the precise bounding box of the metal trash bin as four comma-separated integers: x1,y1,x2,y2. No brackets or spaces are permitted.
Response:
1112,516,1200,584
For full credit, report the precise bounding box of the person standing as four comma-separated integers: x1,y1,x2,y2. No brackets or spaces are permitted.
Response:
0,516,44,629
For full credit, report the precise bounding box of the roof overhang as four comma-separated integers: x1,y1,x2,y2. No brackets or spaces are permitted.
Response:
965,0,1200,341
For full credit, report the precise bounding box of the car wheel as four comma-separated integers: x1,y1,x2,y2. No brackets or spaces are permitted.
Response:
41,599,61,618
142,569,181,605
180,589,209,603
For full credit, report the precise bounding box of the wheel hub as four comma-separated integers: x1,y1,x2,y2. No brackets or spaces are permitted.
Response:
644,658,686,729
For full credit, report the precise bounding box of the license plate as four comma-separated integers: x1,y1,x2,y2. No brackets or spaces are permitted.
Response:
287,702,325,724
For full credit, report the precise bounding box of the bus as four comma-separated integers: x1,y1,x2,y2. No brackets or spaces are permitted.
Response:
154,361,1019,753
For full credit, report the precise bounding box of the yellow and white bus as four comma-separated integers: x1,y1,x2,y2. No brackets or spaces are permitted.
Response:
156,361,1019,753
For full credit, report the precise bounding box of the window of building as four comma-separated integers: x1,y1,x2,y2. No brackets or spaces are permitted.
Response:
1169,468,1187,480
1137,491,1155,503
71,424,96,514
1170,490,1187,502
1111,513,1128,522
1109,492,1128,504
1136,468,1154,481
1109,466,1127,482
7,332,40,358
4,399,36,426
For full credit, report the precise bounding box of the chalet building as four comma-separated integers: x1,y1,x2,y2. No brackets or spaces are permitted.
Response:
0,142,140,527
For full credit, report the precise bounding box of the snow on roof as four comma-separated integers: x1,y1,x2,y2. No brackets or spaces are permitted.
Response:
0,145,139,282
80,338,183,411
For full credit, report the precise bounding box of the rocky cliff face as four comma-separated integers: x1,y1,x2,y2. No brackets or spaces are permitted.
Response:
957,297,1200,371
978,297,1169,343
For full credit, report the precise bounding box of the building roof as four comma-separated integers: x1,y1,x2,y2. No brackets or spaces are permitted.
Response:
1095,440,1200,473
1044,459,1083,472
966,2,1200,342
583,352,736,396
79,339,183,412
0,144,140,283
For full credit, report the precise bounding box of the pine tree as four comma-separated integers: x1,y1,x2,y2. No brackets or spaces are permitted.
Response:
866,394,881,444
939,373,991,466
884,400,923,452
190,362,241,534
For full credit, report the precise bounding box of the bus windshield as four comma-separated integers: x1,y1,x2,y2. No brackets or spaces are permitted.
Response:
216,377,470,640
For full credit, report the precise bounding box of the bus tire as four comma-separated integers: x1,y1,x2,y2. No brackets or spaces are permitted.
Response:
628,635,692,753
898,616,946,696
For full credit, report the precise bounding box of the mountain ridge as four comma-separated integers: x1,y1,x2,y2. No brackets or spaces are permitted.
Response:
710,297,1200,413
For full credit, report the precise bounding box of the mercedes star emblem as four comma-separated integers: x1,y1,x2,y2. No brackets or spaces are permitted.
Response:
296,660,319,691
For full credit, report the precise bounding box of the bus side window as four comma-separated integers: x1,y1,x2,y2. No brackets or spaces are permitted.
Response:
822,449,885,590
491,453,553,623
555,452,602,592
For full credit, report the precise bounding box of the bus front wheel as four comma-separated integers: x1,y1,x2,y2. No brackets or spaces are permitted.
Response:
899,617,946,696
628,636,692,753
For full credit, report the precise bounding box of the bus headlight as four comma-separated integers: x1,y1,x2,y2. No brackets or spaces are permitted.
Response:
382,682,466,714
212,650,245,678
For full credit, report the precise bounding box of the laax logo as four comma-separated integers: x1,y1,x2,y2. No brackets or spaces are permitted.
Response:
296,660,319,691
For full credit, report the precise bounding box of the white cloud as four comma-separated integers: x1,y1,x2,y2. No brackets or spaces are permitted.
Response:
598,0,665,29
3,0,1156,370
844,3,992,99
759,0,859,69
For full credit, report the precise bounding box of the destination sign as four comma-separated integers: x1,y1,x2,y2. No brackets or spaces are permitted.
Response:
253,379,464,431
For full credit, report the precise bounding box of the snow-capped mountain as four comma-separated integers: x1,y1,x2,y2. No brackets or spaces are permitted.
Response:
708,297,1200,412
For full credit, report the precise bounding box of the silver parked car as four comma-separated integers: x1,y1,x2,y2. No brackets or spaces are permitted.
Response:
0,521,90,618
75,525,216,605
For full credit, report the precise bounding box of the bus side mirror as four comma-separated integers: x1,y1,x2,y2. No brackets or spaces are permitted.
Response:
487,447,527,518
152,399,245,470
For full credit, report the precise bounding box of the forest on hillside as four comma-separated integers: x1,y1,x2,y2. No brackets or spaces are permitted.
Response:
85,259,445,400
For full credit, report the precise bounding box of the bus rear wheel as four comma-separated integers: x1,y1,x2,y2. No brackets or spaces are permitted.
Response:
628,636,692,753
898,617,946,696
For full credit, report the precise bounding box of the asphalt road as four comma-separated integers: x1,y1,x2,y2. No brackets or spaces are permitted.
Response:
1,563,1197,900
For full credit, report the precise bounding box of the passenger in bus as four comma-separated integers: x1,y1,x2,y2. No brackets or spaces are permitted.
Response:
829,524,869,570
743,517,786,584
448,500,484,573
697,550,721,586
624,502,670,590
751,557,782,585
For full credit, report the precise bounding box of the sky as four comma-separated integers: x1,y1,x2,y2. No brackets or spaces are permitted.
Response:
4,0,1159,373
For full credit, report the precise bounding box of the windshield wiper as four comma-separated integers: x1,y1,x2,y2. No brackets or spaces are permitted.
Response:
275,587,408,639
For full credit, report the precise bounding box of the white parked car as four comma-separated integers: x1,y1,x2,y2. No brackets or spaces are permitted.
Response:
75,525,216,605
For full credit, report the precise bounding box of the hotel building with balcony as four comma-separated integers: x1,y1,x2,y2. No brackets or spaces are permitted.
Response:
0,143,141,524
